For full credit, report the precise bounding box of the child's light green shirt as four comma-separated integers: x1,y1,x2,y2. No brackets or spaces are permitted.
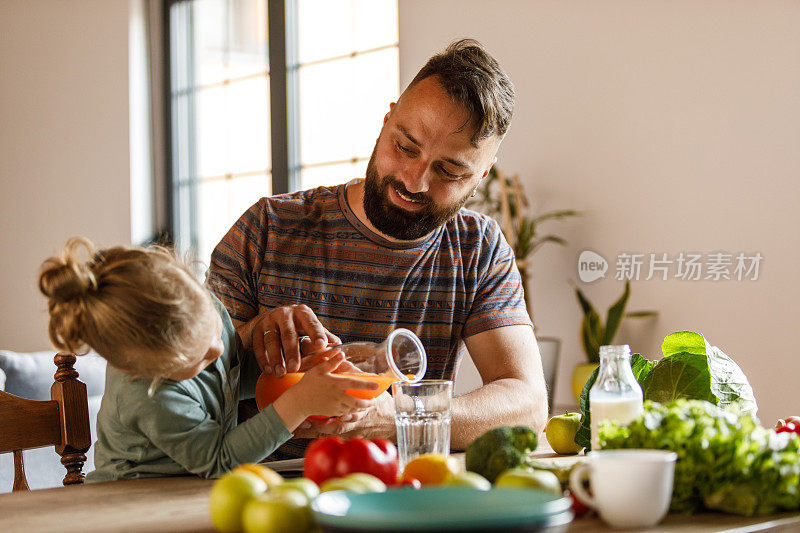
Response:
86,296,292,482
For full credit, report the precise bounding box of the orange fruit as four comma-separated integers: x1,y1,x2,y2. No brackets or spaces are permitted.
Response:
401,454,461,485
233,463,284,488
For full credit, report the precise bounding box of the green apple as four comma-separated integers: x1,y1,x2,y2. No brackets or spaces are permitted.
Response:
241,492,308,533
319,476,369,493
209,471,268,533
280,477,320,500
342,473,387,492
320,473,386,493
545,412,584,455
444,471,491,490
494,468,562,496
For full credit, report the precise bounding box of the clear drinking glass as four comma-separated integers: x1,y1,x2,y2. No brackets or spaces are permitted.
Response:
255,328,427,414
392,380,453,471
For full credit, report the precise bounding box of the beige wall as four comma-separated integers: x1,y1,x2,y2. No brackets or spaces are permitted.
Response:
400,1,800,425
1,1,797,426
0,0,133,351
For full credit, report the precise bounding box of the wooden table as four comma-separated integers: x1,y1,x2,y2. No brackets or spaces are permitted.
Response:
1,463,798,532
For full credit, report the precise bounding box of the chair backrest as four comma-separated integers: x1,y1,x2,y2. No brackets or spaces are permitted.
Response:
0,352,91,491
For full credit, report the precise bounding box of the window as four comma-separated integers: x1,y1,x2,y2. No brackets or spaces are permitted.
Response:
167,0,398,264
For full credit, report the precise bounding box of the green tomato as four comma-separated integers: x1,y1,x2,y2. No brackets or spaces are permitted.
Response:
280,477,320,500
494,468,562,496
444,471,491,490
241,493,307,533
320,476,369,493
209,472,268,533
342,473,387,493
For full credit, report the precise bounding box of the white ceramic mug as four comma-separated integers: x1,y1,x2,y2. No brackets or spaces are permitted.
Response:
569,449,677,529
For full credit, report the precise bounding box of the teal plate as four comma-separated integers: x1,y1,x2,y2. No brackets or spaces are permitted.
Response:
311,487,574,532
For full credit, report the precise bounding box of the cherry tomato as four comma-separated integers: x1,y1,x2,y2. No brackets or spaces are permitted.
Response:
568,490,591,517
400,477,422,489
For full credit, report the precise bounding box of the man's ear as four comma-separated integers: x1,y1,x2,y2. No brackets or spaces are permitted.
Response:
480,156,498,181
383,102,396,126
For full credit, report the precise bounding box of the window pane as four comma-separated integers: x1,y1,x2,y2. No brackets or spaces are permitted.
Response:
197,174,271,264
229,173,271,222
300,159,367,191
352,0,397,52
227,77,270,175
298,48,397,167
298,57,354,166
297,0,353,64
194,0,267,87
172,93,192,181
351,47,398,154
197,178,228,265
227,0,269,80
196,85,227,178
193,0,227,86
297,0,397,64
196,76,269,179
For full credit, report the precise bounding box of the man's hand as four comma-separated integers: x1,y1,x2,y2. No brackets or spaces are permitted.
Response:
236,304,340,376
292,391,396,441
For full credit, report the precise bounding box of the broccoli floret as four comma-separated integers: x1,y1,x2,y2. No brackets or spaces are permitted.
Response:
465,425,538,482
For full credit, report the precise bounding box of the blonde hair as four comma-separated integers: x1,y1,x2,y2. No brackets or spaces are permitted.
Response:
38,237,215,384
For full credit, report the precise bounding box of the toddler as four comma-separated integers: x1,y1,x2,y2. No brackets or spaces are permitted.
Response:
38,237,376,482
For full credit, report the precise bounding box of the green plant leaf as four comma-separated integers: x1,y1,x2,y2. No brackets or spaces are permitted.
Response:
574,286,596,317
531,210,580,224
601,281,631,345
662,331,707,358
574,365,599,450
530,235,567,255
581,311,602,363
625,311,658,318
641,352,716,404
640,332,757,417
707,345,758,415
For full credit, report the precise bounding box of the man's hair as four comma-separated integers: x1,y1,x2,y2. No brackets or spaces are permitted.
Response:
407,38,515,145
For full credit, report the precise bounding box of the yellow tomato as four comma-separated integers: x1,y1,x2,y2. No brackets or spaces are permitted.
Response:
401,454,461,485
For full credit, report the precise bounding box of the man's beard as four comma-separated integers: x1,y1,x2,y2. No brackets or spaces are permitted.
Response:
363,151,471,241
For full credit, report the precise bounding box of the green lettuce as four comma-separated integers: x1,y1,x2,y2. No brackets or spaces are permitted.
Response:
599,399,800,515
575,331,757,450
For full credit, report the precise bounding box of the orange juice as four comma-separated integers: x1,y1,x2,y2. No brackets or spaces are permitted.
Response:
254,371,400,416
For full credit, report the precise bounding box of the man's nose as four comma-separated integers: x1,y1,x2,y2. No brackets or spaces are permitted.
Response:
401,159,432,193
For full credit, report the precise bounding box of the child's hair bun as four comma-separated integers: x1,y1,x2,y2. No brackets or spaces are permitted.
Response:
39,237,99,303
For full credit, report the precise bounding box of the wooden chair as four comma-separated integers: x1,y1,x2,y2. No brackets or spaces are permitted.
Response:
0,352,91,491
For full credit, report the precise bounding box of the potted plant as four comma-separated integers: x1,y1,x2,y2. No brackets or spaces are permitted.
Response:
571,280,657,403
468,166,579,410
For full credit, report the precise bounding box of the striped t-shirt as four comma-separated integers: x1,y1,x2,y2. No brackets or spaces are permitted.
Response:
208,180,531,380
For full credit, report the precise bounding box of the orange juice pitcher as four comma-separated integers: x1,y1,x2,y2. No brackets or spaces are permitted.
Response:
255,328,427,415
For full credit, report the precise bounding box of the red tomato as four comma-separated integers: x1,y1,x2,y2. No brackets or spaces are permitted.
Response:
776,422,800,436
303,436,345,485
568,490,591,517
303,436,400,486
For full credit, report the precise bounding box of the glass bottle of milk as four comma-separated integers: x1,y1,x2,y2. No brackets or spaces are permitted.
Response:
589,344,643,450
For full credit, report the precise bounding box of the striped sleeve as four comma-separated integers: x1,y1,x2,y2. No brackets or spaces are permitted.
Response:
207,200,268,324
462,221,533,338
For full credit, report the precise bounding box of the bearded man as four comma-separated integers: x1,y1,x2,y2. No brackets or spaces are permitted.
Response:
208,39,547,457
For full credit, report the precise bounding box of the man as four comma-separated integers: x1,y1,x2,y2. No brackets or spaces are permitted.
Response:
209,39,547,455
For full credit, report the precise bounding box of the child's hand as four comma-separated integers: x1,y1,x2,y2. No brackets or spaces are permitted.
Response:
272,353,379,431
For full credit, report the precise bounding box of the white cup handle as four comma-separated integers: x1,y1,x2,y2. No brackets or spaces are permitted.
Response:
569,462,597,510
